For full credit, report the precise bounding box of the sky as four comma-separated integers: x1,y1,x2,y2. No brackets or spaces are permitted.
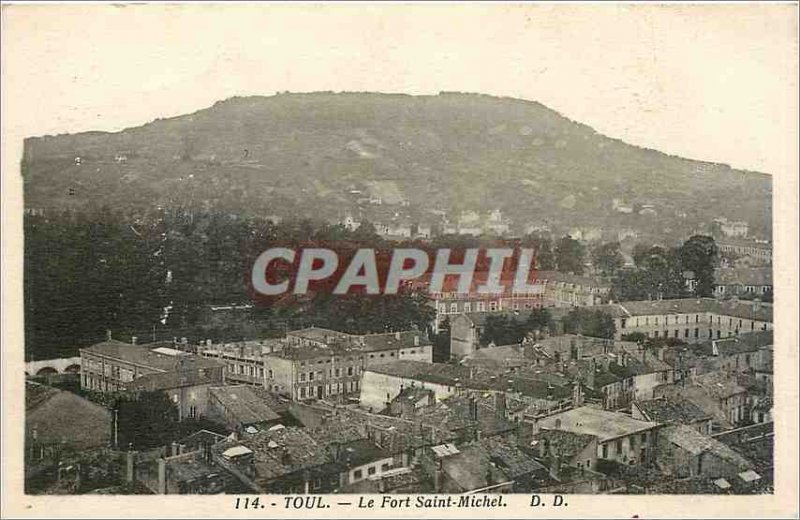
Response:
2,3,798,175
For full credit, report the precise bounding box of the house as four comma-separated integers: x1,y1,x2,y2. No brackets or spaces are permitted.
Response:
80,339,224,420
26,382,112,461
632,397,713,435
713,268,772,298
654,373,748,431
433,437,547,493
531,429,599,472
533,406,661,466
713,218,749,238
215,427,337,493
207,386,282,433
717,238,772,265
656,424,754,479
359,360,573,414
603,298,773,343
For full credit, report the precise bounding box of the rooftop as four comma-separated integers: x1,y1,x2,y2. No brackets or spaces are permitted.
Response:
532,429,597,461
634,397,710,424
365,360,572,400
537,406,659,442
209,386,281,425
599,298,772,323
81,340,222,372
660,425,752,469
714,267,772,287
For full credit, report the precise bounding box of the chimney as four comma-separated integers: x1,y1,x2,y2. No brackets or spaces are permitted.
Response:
126,450,136,483
414,335,420,346
572,381,584,407
157,458,167,494
106,329,113,341
549,449,561,481
131,336,138,345
171,442,178,457
495,393,507,419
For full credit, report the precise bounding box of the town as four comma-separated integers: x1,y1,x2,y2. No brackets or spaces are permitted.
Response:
24,215,774,496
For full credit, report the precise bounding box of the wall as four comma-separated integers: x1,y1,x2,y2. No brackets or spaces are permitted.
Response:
359,371,454,412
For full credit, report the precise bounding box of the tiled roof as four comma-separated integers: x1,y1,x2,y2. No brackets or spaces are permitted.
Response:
223,427,330,481
714,267,772,287
536,406,659,442
365,360,572,400
635,397,710,424
360,331,431,352
532,429,597,461
82,340,222,372
286,327,353,342
660,425,752,469
605,298,772,323
692,330,773,357
441,437,545,491
693,372,747,399
209,386,281,425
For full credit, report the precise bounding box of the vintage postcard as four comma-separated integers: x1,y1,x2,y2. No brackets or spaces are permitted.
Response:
1,2,797,519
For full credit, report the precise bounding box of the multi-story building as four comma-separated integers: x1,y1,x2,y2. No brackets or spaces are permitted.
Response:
533,406,661,466
717,238,772,264
431,271,610,330
197,339,284,386
603,298,772,343
199,328,433,402
713,267,773,299
80,339,224,420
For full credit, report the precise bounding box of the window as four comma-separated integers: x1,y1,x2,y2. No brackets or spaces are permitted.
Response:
189,406,197,418
695,315,699,323
464,302,471,312
602,444,608,458
300,387,306,398
439,305,446,313
381,463,390,472
450,303,458,313
684,329,689,338
354,469,362,480
674,329,679,338
368,466,376,476
335,368,341,378
489,301,498,311
300,373,306,382
694,328,699,338
620,319,626,329
477,302,486,312
348,367,354,376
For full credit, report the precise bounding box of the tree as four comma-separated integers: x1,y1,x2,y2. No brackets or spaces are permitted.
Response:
555,236,586,275
430,318,451,362
562,308,616,339
115,391,180,450
591,242,624,276
611,245,686,302
521,233,556,271
679,235,718,297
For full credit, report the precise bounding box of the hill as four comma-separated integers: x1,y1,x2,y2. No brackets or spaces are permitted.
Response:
21,92,772,239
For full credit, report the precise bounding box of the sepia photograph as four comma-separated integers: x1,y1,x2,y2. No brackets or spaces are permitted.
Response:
1,2,797,518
